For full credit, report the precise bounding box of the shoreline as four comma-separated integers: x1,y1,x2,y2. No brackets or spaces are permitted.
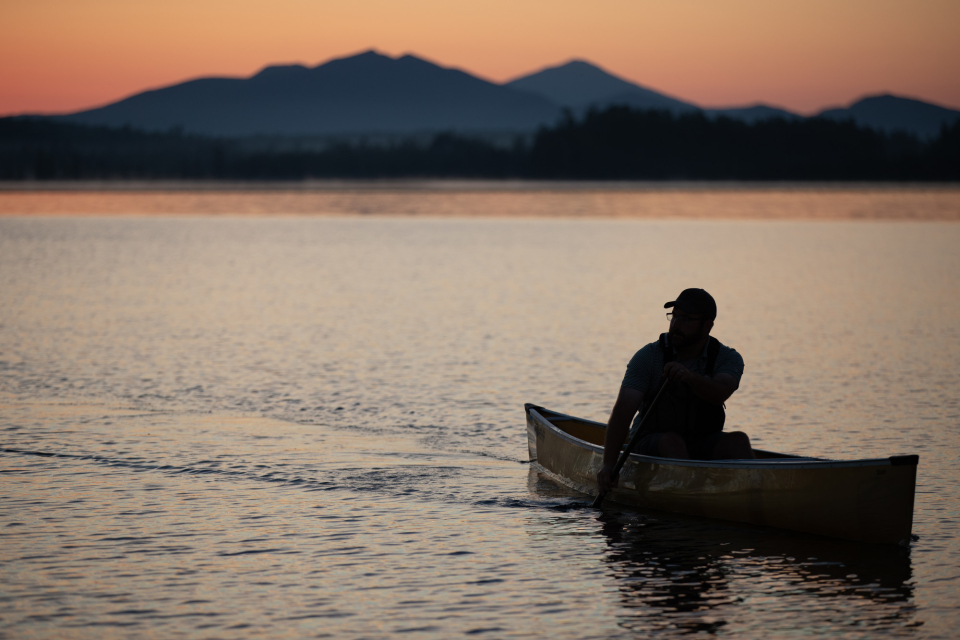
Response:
1,184,959,219
1,179,959,193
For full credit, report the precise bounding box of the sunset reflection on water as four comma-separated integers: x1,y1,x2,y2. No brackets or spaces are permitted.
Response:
1,188,958,637
1,183,959,219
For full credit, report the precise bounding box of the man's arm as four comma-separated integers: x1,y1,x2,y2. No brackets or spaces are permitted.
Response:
596,386,644,493
663,363,738,404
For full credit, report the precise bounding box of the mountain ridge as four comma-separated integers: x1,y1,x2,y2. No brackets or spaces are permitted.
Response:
46,51,960,140
505,59,697,114
57,50,563,137
815,94,960,140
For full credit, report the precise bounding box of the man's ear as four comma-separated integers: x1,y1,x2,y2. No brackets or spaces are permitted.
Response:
704,319,715,335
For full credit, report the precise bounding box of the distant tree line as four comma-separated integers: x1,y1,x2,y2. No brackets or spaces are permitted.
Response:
1,107,958,181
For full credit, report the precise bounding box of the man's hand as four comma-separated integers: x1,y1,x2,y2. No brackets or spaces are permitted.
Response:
662,362,738,405
663,361,692,382
597,463,619,494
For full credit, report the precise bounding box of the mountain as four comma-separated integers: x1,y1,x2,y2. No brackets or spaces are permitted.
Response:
506,60,800,124
58,50,562,137
51,52,959,141
508,62,960,136
505,60,697,114
816,94,960,140
703,105,800,123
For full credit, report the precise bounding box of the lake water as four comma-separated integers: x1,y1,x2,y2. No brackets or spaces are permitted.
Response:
1,186,959,638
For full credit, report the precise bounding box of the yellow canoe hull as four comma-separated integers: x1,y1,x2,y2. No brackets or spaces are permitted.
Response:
525,404,917,545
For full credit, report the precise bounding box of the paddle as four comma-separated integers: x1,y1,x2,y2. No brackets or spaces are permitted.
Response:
592,378,670,509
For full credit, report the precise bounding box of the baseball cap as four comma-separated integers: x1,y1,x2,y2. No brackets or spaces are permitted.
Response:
664,288,717,320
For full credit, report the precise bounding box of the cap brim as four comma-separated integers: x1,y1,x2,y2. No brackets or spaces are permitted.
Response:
664,300,701,314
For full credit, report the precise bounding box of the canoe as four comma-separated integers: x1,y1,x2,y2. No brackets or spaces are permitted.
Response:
525,404,918,545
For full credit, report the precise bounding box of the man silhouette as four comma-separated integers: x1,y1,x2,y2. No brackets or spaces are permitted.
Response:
597,288,753,494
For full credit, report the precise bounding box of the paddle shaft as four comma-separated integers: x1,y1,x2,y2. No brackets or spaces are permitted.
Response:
591,378,670,508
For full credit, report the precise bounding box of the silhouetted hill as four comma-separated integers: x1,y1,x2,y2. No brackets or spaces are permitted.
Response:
505,60,697,113
27,52,960,142
704,105,800,124
57,50,562,137
817,95,960,140
506,60,801,124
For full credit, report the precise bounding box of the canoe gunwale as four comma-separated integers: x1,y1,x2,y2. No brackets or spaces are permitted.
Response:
525,405,918,471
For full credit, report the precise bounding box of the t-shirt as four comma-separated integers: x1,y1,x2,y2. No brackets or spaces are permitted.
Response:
621,335,745,399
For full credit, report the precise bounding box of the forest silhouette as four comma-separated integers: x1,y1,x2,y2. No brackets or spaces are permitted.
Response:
2,106,958,181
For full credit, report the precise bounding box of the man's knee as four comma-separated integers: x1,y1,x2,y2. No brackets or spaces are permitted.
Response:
658,432,689,458
727,431,751,448
715,431,753,459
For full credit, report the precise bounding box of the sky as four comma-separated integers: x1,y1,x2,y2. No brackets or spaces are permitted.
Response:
2,0,958,117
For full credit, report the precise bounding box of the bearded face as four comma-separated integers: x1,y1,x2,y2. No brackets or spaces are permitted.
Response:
668,312,712,348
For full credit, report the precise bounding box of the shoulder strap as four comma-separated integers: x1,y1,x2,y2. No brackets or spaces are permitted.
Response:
705,336,721,376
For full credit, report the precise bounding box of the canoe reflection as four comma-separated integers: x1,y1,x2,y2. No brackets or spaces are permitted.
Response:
529,469,918,635
601,511,914,632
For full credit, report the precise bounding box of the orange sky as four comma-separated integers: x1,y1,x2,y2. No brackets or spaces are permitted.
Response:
2,0,959,117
